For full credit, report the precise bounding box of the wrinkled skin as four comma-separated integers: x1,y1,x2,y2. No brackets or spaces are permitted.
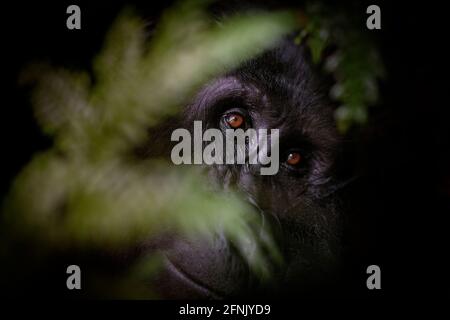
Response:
141,39,342,299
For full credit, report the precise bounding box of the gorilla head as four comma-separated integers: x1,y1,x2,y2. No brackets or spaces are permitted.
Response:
143,38,341,299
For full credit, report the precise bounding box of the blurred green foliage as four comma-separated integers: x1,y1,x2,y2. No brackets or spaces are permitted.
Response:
296,2,385,133
2,0,294,297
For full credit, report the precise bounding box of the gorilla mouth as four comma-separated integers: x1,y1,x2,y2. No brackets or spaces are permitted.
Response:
162,255,225,299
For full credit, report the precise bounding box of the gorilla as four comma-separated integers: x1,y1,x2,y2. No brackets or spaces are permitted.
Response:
139,37,343,299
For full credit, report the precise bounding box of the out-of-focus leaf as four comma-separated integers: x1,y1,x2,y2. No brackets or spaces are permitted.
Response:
4,0,295,297
296,2,385,133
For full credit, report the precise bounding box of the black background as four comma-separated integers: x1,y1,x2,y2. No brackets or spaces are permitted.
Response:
0,0,448,302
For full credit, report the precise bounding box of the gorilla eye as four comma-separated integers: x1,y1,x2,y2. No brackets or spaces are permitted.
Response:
286,151,302,166
224,113,244,129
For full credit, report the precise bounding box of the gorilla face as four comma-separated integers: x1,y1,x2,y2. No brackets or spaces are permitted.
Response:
150,39,341,299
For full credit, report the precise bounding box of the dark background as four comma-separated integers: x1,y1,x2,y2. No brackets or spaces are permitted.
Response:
1,0,448,301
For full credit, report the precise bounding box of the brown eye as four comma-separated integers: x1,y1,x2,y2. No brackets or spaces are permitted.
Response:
286,152,302,166
225,113,244,129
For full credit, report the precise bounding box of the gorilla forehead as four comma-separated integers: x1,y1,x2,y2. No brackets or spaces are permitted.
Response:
188,38,335,144
232,39,326,119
